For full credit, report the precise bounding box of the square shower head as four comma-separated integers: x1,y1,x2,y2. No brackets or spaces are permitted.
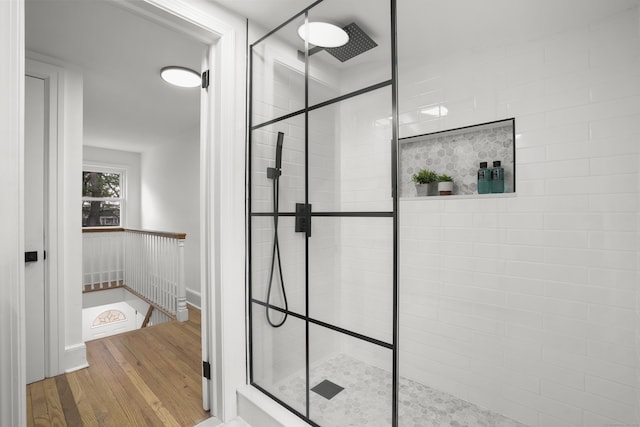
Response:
325,22,378,62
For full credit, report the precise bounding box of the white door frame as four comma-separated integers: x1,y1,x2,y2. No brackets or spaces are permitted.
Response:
2,1,26,425
25,59,64,379
120,0,248,421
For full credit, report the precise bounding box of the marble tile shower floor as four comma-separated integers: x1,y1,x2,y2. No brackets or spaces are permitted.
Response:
274,354,528,427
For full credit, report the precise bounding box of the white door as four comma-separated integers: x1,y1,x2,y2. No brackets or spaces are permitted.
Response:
24,75,47,384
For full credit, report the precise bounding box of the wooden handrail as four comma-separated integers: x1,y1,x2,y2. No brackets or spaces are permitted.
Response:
124,229,186,240
141,305,154,328
82,227,186,240
82,227,125,233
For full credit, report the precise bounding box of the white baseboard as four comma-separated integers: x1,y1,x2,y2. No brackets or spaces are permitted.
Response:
194,417,251,427
64,343,88,373
193,417,221,426
187,288,201,309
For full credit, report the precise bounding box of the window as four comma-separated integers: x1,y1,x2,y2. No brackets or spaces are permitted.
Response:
82,168,125,227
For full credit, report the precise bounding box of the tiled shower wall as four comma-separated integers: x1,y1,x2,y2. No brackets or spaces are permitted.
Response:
392,7,639,427
251,54,342,394
335,5,639,427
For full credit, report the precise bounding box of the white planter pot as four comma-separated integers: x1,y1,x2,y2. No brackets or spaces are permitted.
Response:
438,181,454,195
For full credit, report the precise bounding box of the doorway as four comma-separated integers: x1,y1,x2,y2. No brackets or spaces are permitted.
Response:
6,0,247,424
25,0,211,415
24,74,47,384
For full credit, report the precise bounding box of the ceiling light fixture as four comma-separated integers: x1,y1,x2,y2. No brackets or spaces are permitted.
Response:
297,22,349,48
160,66,201,88
419,105,449,117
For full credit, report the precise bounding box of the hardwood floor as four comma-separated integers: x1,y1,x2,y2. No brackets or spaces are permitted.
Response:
27,305,210,426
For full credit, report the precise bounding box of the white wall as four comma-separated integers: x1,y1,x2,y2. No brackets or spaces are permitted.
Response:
635,7,640,420
58,63,87,373
0,0,26,424
389,7,640,427
83,146,142,229
141,127,201,306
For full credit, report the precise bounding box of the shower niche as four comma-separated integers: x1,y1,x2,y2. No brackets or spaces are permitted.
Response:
400,118,516,198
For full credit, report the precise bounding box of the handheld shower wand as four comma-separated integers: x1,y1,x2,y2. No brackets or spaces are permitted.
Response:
275,132,283,170
267,132,283,179
266,132,288,327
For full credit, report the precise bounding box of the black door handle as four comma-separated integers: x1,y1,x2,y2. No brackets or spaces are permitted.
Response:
25,251,38,262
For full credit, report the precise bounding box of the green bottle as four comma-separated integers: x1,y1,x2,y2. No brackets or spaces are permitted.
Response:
477,162,491,194
491,160,504,193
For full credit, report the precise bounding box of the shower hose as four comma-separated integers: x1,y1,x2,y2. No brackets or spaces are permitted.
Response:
266,165,288,328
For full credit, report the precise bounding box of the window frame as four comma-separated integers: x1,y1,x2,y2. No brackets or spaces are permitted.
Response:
82,164,127,229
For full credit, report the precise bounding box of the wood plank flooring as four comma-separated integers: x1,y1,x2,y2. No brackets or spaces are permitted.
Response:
27,305,210,426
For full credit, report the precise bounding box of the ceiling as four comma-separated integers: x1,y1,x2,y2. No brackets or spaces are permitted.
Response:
218,0,640,61
25,0,639,153
26,0,206,153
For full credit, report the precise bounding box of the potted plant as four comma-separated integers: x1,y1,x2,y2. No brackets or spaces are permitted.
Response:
438,174,454,195
411,169,438,196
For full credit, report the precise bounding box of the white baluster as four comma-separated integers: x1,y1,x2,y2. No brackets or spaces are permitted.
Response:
155,235,160,306
123,232,127,288
164,237,169,311
118,232,123,284
176,237,187,321
107,233,113,286
144,234,149,299
89,235,95,288
166,237,171,311
153,235,157,302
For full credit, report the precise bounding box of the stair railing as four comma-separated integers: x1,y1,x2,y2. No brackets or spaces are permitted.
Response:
82,228,187,322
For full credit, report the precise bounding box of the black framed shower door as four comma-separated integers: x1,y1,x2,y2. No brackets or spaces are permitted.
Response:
247,1,399,425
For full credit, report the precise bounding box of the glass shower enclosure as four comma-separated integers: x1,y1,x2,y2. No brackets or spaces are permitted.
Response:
248,0,399,425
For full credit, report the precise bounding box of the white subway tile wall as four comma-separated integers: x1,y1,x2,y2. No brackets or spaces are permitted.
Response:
393,6,639,427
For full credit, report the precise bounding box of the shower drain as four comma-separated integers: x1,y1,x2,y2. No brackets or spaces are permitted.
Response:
311,379,344,400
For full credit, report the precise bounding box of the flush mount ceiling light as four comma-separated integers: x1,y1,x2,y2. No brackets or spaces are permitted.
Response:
297,22,349,48
160,66,201,88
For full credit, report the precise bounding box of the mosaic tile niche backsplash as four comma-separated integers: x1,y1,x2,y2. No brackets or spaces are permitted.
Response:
400,120,515,197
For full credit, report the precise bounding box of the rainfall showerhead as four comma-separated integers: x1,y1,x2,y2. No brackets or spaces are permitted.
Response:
325,23,377,62
297,22,377,63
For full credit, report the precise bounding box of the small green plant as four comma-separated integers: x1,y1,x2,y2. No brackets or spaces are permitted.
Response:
438,174,453,182
411,169,438,184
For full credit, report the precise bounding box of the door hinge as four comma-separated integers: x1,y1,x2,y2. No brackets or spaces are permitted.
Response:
201,70,210,89
202,360,211,380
